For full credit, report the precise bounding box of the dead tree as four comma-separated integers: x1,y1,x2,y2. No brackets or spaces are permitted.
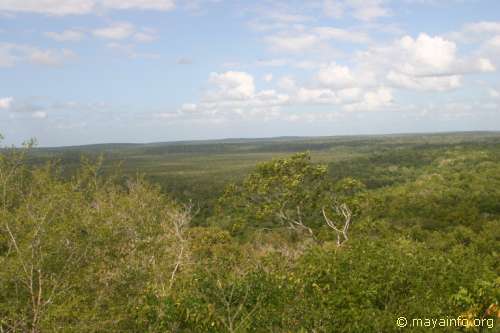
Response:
277,205,315,239
166,201,197,290
322,203,352,246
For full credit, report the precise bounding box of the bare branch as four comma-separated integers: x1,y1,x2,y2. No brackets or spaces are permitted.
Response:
322,203,352,246
277,205,315,239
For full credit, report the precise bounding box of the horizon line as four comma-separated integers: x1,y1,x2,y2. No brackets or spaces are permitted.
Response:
19,129,500,149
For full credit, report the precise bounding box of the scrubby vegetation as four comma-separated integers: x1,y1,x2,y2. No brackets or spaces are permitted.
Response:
1,133,499,332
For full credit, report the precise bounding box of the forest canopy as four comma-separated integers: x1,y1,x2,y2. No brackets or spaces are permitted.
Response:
1,134,499,332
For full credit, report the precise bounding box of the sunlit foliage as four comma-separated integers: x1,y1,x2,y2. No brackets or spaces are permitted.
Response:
1,134,498,332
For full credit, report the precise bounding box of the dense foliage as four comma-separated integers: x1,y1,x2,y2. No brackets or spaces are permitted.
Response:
1,134,499,332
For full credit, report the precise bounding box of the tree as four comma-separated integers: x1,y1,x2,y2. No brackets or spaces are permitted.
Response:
0,138,196,332
217,153,362,244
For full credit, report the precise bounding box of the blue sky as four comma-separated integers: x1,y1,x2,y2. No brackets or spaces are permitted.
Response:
1,0,500,146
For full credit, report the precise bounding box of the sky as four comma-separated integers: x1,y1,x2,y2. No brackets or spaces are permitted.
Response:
1,0,500,146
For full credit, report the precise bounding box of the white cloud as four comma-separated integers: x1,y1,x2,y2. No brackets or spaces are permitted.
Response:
314,62,377,95
450,21,500,43
323,0,344,18
174,71,294,121
386,71,461,91
489,88,500,99
464,21,500,35
263,74,273,82
186,68,391,119
207,71,255,100
100,0,174,11
93,23,157,44
247,6,312,32
357,33,495,91
322,0,390,21
254,90,289,106
486,35,500,48
476,58,496,72
133,31,157,43
397,34,456,75
277,76,298,92
44,29,85,42
29,48,76,66
0,97,13,109
482,35,500,55
0,0,175,16
295,87,346,104
394,34,495,76
316,62,356,89
180,103,198,113
447,21,500,73
314,27,370,44
262,12,311,24
0,43,76,67
264,25,370,53
265,33,319,53
343,87,393,111
3,97,51,119
0,0,94,15
273,74,367,107
293,60,318,69
32,111,48,119
93,22,135,40
349,0,389,21
280,76,364,106
8,99,45,113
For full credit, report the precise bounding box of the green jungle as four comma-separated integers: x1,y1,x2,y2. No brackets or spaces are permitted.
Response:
1,132,499,332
